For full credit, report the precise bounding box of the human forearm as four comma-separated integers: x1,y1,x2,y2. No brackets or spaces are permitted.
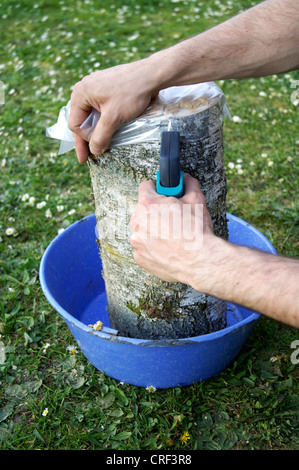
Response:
131,175,299,330
69,0,299,161
147,0,299,90
189,238,299,329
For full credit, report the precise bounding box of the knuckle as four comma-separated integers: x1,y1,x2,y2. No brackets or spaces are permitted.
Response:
199,193,206,205
129,215,135,227
133,251,146,269
71,80,83,96
68,116,76,133
103,107,122,128
129,215,138,230
130,237,139,250
68,121,75,132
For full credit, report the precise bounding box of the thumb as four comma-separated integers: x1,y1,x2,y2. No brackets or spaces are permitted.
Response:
181,173,205,203
89,107,121,155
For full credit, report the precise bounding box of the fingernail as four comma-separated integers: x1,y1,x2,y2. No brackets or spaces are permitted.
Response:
89,146,102,156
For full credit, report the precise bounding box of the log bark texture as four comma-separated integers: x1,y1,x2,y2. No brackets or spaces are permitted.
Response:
88,106,228,340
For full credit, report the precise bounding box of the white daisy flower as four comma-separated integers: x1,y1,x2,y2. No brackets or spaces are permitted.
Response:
42,343,51,354
45,209,52,218
67,345,78,355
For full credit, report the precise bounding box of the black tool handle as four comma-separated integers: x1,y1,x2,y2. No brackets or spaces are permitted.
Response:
159,131,180,188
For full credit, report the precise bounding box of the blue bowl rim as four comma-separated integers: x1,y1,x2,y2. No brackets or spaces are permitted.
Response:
39,213,277,346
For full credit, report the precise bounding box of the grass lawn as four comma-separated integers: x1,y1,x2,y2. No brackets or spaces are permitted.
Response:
0,0,298,450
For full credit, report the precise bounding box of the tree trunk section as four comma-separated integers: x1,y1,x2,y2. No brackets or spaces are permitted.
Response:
88,107,228,340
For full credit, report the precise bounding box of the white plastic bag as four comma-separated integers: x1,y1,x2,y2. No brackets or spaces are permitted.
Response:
46,82,230,155
46,100,74,155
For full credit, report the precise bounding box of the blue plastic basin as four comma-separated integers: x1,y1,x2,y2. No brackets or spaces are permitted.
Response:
39,213,277,388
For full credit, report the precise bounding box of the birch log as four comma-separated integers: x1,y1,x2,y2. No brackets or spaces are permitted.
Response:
88,94,228,340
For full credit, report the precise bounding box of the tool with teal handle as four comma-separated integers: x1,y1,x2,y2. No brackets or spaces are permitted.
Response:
156,130,184,198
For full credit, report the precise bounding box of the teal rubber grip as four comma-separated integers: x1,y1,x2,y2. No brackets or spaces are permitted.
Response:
156,170,184,198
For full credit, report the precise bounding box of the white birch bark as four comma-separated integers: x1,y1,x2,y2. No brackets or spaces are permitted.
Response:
88,108,228,340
